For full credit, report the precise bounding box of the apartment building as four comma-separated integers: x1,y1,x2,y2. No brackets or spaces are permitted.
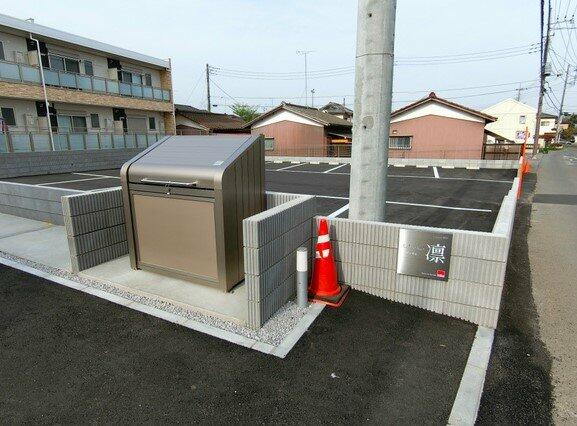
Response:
0,13,175,153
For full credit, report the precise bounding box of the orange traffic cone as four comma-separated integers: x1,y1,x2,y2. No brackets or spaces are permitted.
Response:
309,218,350,307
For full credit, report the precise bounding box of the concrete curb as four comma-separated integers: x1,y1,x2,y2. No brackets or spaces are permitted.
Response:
0,255,324,359
448,326,495,425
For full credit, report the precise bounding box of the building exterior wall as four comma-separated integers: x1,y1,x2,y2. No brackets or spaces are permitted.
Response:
389,115,486,159
251,120,326,156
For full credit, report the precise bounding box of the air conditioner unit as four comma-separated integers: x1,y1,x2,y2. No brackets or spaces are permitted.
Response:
13,51,26,64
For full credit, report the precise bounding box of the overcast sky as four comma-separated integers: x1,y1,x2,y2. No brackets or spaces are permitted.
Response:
2,0,575,115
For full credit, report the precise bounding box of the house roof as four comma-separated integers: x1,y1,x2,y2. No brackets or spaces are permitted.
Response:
0,13,169,69
246,102,353,128
484,129,514,143
320,102,353,115
175,105,246,131
540,112,557,119
392,92,497,123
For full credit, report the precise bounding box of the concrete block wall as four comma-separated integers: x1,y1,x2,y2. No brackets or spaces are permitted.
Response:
265,156,518,169
243,194,316,328
61,188,128,272
0,148,145,179
316,214,514,328
0,182,77,224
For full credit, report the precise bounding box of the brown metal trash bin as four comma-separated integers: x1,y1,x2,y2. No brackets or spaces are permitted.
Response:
120,134,265,291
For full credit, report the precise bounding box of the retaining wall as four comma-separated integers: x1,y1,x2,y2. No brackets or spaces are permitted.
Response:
243,193,316,328
0,182,77,224
266,156,518,169
61,188,128,272
0,148,146,179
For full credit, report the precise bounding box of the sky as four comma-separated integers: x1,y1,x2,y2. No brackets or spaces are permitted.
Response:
1,0,575,116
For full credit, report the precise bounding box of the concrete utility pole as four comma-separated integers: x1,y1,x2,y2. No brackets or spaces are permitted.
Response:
296,50,313,106
349,0,397,221
534,0,551,148
311,89,315,107
554,65,570,143
206,63,211,112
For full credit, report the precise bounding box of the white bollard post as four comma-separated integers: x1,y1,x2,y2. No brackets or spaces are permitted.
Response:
296,246,308,308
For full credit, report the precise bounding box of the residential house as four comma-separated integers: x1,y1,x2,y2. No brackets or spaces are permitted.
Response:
247,102,352,156
0,13,174,153
174,104,247,135
319,102,353,121
482,98,557,146
388,92,496,159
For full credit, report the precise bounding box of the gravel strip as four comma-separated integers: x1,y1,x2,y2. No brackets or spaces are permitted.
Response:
0,250,311,346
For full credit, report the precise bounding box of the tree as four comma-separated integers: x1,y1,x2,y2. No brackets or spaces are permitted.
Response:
231,103,260,123
560,113,577,141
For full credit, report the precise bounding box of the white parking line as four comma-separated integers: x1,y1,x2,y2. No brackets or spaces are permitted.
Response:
275,163,304,171
73,172,119,179
328,203,350,218
37,176,117,186
292,193,492,212
433,166,440,178
324,163,348,173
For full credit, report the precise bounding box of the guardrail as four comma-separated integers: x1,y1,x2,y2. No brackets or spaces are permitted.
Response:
0,59,171,102
0,131,166,153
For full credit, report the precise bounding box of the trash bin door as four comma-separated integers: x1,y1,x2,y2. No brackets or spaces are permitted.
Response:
131,193,219,281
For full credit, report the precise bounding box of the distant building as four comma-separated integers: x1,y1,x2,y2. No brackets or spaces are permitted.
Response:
389,92,496,159
247,102,352,156
319,102,353,121
174,104,247,135
0,13,174,153
482,98,557,147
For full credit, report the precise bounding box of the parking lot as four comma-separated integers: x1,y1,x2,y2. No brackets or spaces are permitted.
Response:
1,160,516,232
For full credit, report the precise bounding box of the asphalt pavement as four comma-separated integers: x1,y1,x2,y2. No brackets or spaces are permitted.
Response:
0,264,476,424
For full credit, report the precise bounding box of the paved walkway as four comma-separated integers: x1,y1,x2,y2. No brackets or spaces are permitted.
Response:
530,147,577,423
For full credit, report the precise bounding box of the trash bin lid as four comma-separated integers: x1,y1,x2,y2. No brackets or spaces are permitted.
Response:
125,135,259,189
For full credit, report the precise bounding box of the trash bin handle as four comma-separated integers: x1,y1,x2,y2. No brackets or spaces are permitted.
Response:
140,178,198,187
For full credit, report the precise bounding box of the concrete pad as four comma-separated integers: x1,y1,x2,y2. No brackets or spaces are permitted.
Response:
0,213,52,238
80,256,248,324
0,225,70,270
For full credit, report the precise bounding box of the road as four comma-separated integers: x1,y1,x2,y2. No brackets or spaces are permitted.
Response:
529,147,577,423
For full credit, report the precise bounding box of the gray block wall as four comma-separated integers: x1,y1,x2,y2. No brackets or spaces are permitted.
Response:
243,194,316,328
0,148,145,179
61,188,128,272
0,182,77,224
316,197,518,328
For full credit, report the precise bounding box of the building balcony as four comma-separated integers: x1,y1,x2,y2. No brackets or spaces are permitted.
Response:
0,130,166,153
0,59,172,109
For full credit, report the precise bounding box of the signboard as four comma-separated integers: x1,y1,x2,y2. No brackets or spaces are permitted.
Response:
515,130,527,140
397,229,453,281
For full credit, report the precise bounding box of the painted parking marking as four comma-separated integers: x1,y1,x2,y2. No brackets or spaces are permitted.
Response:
324,163,348,173
433,166,440,178
73,172,120,179
416,165,428,168
275,162,305,171
393,164,406,167
294,193,492,212
328,203,350,218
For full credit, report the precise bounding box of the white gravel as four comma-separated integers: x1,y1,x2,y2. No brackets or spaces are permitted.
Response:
0,250,313,346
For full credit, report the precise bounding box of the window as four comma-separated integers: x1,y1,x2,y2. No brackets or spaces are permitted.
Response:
541,120,549,127
72,116,87,131
84,60,94,76
90,113,100,129
264,137,275,151
57,115,87,132
49,54,80,73
0,107,16,126
389,136,412,149
148,117,156,130
0,41,5,61
131,73,142,85
144,73,152,86
519,115,526,124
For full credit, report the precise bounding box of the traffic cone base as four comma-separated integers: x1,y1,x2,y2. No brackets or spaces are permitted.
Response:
309,283,351,307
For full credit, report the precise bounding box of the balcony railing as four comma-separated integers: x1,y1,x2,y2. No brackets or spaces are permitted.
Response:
0,130,166,153
0,59,171,102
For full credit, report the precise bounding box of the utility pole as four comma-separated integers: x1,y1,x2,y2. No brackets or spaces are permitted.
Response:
554,65,570,143
206,63,211,112
296,50,313,106
516,84,522,101
311,89,315,107
535,0,551,149
349,0,397,222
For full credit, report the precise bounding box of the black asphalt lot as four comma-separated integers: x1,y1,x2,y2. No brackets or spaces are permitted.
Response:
0,161,515,232
0,264,476,424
